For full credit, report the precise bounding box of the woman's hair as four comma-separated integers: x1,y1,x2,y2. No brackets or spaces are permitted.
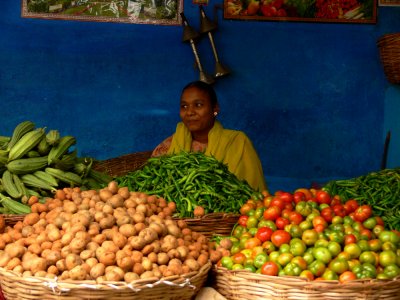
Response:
181,81,218,108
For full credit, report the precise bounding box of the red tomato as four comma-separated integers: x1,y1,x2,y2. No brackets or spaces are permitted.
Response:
244,237,262,249
260,261,279,276
343,199,359,214
312,216,328,229
332,204,347,217
375,216,385,226
232,252,246,264
275,217,290,229
321,207,334,223
238,215,249,227
278,192,293,204
284,202,294,211
263,206,281,221
255,227,273,242
344,234,357,245
354,205,372,222
330,195,342,206
271,230,291,247
315,190,331,205
281,208,292,219
339,271,357,283
314,224,325,233
293,191,306,204
288,211,303,225
359,228,373,240
270,197,285,210
295,188,314,200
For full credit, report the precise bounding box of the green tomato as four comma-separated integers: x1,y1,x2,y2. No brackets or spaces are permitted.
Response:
383,264,400,279
279,243,290,254
329,258,349,275
303,251,315,265
321,269,339,280
258,219,277,231
379,231,400,245
308,260,326,277
253,252,269,269
283,262,302,276
232,263,244,270
327,241,342,257
254,207,265,220
363,217,377,229
243,264,256,273
289,238,307,256
312,247,332,264
221,256,234,270
246,216,259,229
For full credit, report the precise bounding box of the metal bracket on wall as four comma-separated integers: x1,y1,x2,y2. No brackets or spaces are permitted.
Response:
180,5,230,84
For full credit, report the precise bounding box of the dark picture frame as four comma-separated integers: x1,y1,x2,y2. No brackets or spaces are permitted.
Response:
224,0,377,24
21,0,183,25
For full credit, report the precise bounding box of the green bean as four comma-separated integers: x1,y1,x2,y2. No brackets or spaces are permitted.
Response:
115,151,257,217
323,168,400,230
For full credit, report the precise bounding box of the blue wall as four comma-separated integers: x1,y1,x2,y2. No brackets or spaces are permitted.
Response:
1,2,399,193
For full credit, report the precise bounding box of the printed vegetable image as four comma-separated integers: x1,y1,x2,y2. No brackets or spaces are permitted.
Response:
115,152,262,218
224,0,375,20
323,168,400,231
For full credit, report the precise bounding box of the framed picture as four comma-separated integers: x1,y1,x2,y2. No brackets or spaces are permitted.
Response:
224,0,377,24
379,0,400,6
21,0,183,25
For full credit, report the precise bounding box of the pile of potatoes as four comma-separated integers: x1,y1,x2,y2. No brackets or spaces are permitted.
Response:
0,181,211,282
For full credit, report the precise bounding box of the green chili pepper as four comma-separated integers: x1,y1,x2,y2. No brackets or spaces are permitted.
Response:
115,151,258,217
323,168,400,231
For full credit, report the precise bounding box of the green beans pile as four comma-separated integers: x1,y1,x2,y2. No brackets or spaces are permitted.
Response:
323,168,400,230
115,152,261,218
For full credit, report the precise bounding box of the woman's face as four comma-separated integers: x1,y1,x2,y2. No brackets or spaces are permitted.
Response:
180,86,219,138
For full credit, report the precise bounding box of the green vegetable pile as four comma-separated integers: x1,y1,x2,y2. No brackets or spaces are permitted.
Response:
323,168,400,230
115,152,262,218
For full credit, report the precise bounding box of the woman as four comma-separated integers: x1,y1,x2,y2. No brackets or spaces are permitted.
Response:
152,81,267,192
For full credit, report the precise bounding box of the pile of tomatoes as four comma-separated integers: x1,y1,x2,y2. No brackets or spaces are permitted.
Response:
217,188,400,282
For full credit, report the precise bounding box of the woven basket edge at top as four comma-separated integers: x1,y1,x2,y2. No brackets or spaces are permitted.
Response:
213,266,400,291
377,32,400,44
0,261,211,298
92,150,153,177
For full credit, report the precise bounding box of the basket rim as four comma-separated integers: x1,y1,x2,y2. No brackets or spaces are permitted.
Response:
174,212,240,221
214,265,400,287
0,261,211,292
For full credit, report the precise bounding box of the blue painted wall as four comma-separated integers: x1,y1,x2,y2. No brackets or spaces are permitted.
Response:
1,2,399,193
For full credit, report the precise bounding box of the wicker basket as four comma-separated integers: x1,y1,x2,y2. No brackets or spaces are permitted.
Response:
213,266,400,300
92,150,153,177
174,213,239,238
377,33,400,84
0,262,211,300
1,214,25,226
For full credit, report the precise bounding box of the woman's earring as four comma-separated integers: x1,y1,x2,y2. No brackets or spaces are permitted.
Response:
213,112,218,117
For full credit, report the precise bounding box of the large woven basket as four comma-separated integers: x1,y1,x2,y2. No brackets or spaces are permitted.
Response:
174,213,239,238
0,262,211,300
213,266,400,300
92,150,153,177
0,214,25,226
377,33,400,84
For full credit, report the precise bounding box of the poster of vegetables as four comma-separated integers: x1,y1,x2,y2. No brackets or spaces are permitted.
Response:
224,0,377,23
21,0,183,25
